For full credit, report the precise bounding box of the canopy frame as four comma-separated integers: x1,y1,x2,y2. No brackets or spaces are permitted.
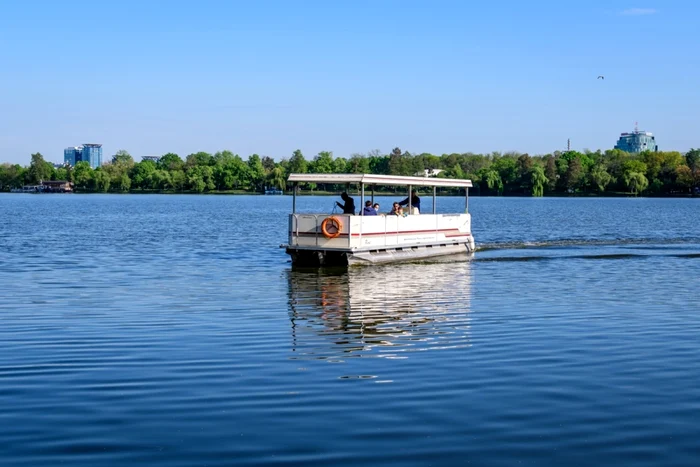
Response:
288,173,472,215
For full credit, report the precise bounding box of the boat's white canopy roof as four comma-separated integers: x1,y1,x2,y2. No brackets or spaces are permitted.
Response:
287,173,472,188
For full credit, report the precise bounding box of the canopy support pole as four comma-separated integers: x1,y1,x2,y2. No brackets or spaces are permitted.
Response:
360,183,365,216
465,187,469,213
433,186,436,214
292,182,297,213
408,184,412,213
371,184,375,204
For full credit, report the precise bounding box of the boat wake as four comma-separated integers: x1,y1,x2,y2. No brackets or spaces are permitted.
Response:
476,237,700,252
473,237,700,262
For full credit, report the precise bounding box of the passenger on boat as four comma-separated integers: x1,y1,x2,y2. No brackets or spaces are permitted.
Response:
398,190,420,215
336,192,356,215
389,203,407,217
362,200,377,216
373,203,380,213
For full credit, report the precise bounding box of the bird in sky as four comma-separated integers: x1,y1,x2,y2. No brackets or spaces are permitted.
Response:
597,75,605,80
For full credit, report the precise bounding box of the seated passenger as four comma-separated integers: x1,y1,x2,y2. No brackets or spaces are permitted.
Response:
362,200,377,216
389,202,401,216
373,203,381,214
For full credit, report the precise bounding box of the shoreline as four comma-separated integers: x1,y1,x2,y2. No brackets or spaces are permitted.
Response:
3,190,698,198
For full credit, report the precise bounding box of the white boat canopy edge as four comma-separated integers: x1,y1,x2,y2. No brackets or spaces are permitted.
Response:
287,173,472,188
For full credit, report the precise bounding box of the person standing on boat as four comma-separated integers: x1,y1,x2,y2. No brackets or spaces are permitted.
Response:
362,200,377,216
398,190,420,214
336,192,356,215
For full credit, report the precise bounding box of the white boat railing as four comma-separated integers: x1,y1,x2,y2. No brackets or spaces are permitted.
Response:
289,213,470,250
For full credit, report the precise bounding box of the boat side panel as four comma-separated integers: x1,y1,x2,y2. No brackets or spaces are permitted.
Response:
289,213,472,251
289,214,352,249
349,214,471,249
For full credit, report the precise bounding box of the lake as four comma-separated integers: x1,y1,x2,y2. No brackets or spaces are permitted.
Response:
2,194,700,466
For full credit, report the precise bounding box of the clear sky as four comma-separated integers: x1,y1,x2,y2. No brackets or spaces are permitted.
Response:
1,0,698,164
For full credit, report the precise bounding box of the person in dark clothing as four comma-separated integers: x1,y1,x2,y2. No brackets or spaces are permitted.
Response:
336,192,356,215
398,190,420,214
362,200,377,216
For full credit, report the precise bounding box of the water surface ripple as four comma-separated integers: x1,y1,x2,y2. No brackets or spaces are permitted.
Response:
2,194,700,466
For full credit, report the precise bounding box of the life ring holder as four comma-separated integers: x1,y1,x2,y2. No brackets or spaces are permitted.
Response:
321,216,343,239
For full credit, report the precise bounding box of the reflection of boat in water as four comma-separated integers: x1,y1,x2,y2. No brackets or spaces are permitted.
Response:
287,260,473,361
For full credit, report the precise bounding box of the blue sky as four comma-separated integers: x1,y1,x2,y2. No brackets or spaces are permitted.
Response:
0,0,697,164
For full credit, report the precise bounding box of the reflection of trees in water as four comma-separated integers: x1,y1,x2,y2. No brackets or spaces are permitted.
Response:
287,261,473,360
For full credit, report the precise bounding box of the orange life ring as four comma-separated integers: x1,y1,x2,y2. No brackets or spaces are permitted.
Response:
321,216,343,239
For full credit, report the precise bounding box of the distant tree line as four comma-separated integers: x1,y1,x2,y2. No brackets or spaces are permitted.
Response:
2,147,700,196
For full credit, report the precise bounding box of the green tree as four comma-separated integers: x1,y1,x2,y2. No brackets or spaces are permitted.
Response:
247,154,266,191
311,151,334,174
150,170,172,190
0,164,26,190
368,150,389,174
261,156,276,172
544,155,557,190
590,164,612,193
622,159,648,176
624,172,649,195
482,169,503,195
686,148,700,171
491,156,518,192
55,167,68,181
92,169,111,192
388,148,412,175
187,171,205,193
131,160,157,189
186,151,214,167
676,166,694,192
448,163,465,179
332,157,347,174
267,167,286,191
288,150,307,174
171,170,186,191
213,165,236,190
213,150,236,166
73,161,94,191
117,173,131,192
112,150,135,169
159,153,183,171
27,152,54,184
187,166,214,192
348,154,370,173
516,154,533,180
564,157,584,191
530,166,547,197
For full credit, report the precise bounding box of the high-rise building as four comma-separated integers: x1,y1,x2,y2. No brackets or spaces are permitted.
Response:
614,126,658,153
63,144,103,168
82,144,103,169
64,147,80,166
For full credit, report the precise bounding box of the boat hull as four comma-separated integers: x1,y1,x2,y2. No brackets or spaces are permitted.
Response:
285,240,475,267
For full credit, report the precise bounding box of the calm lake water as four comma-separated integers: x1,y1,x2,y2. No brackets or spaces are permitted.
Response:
2,194,700,466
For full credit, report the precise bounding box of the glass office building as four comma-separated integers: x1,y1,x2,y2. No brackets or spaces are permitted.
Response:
63,144,103,168
82,144,103,169
614,130,658,153
64,147,80,166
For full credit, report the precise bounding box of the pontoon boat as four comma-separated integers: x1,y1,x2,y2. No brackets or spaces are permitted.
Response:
282,174,475,266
